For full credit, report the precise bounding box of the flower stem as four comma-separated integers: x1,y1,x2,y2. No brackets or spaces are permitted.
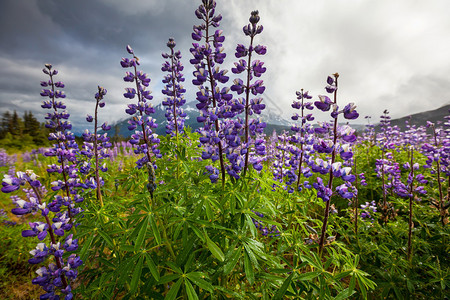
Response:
318,73,339,254
407,147,414,262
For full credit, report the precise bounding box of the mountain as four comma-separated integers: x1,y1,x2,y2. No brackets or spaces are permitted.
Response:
107,101,293,138
103,102,450,139
374,104,450,131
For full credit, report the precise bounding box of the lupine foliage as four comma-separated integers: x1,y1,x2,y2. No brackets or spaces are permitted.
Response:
1,1,449,299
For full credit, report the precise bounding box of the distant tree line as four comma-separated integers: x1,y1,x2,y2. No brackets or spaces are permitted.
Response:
0,110,50,150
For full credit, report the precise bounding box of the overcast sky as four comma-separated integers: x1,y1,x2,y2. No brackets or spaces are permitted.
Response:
1,0,449,131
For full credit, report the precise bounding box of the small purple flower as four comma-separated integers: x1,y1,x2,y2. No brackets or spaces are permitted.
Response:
314,95,333,112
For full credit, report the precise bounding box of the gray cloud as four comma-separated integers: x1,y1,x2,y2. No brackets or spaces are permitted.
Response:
1,0,449,132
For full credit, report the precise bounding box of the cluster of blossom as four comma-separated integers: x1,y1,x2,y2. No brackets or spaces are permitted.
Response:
400,118,429,148
376,110,402,150
0,208,17,226
310,75,359,203
3,170,80,299
395,161,428,199
375,152,401,195
21,148,49,166
229,9,267,176
0,149,17,167
251,211,280,238
288,89,316,192
191,1,268,182
360,201,377,221
422,121,450,176
161,38,187,137
79,86,112,204
1,64,85,299
360,116,375,144
121,45,161,170
422,121,450,223
272,132,293,191
190,0,232,183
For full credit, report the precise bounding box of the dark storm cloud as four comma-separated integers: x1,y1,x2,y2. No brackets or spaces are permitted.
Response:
0,0,203,130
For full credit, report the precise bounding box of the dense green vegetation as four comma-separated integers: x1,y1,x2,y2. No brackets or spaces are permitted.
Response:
0,111,51,151
1,129,448,299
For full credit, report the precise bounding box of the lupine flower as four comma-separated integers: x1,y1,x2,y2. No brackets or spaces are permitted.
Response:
79,86,111,206
121,45,160,171
360,201,377,221
251,211,280,238
1,64,86,299
161,38,187,138
190,0,232,183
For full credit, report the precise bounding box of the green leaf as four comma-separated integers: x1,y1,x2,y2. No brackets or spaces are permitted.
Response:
349,274,356,292
215,286,244,299
205,234,225,262
186,272,213,293
223,246,242,275
159,274,181,285
356,274,368,299
130,255,144,295
134,215,149,251
393,287,404,300
79,233,96,262
144,253,160,282
297,271,321,281
164,278,183,300
244,244,259,269
189,223,205,243
97,230,114,249
149,214,161,245
117,255,140,286
273,273,293,300
244,251,255,285
335,288,356,300
205,200,213,221
129,216,145,240
166,261,183,274
185,279,199,300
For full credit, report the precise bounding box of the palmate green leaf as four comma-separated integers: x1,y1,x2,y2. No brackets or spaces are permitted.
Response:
172,221,183,240
185,279,199,300
129,215,145,239
205,234,225,262
176,236,195,267
272,273,293,300
164,277,183,300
